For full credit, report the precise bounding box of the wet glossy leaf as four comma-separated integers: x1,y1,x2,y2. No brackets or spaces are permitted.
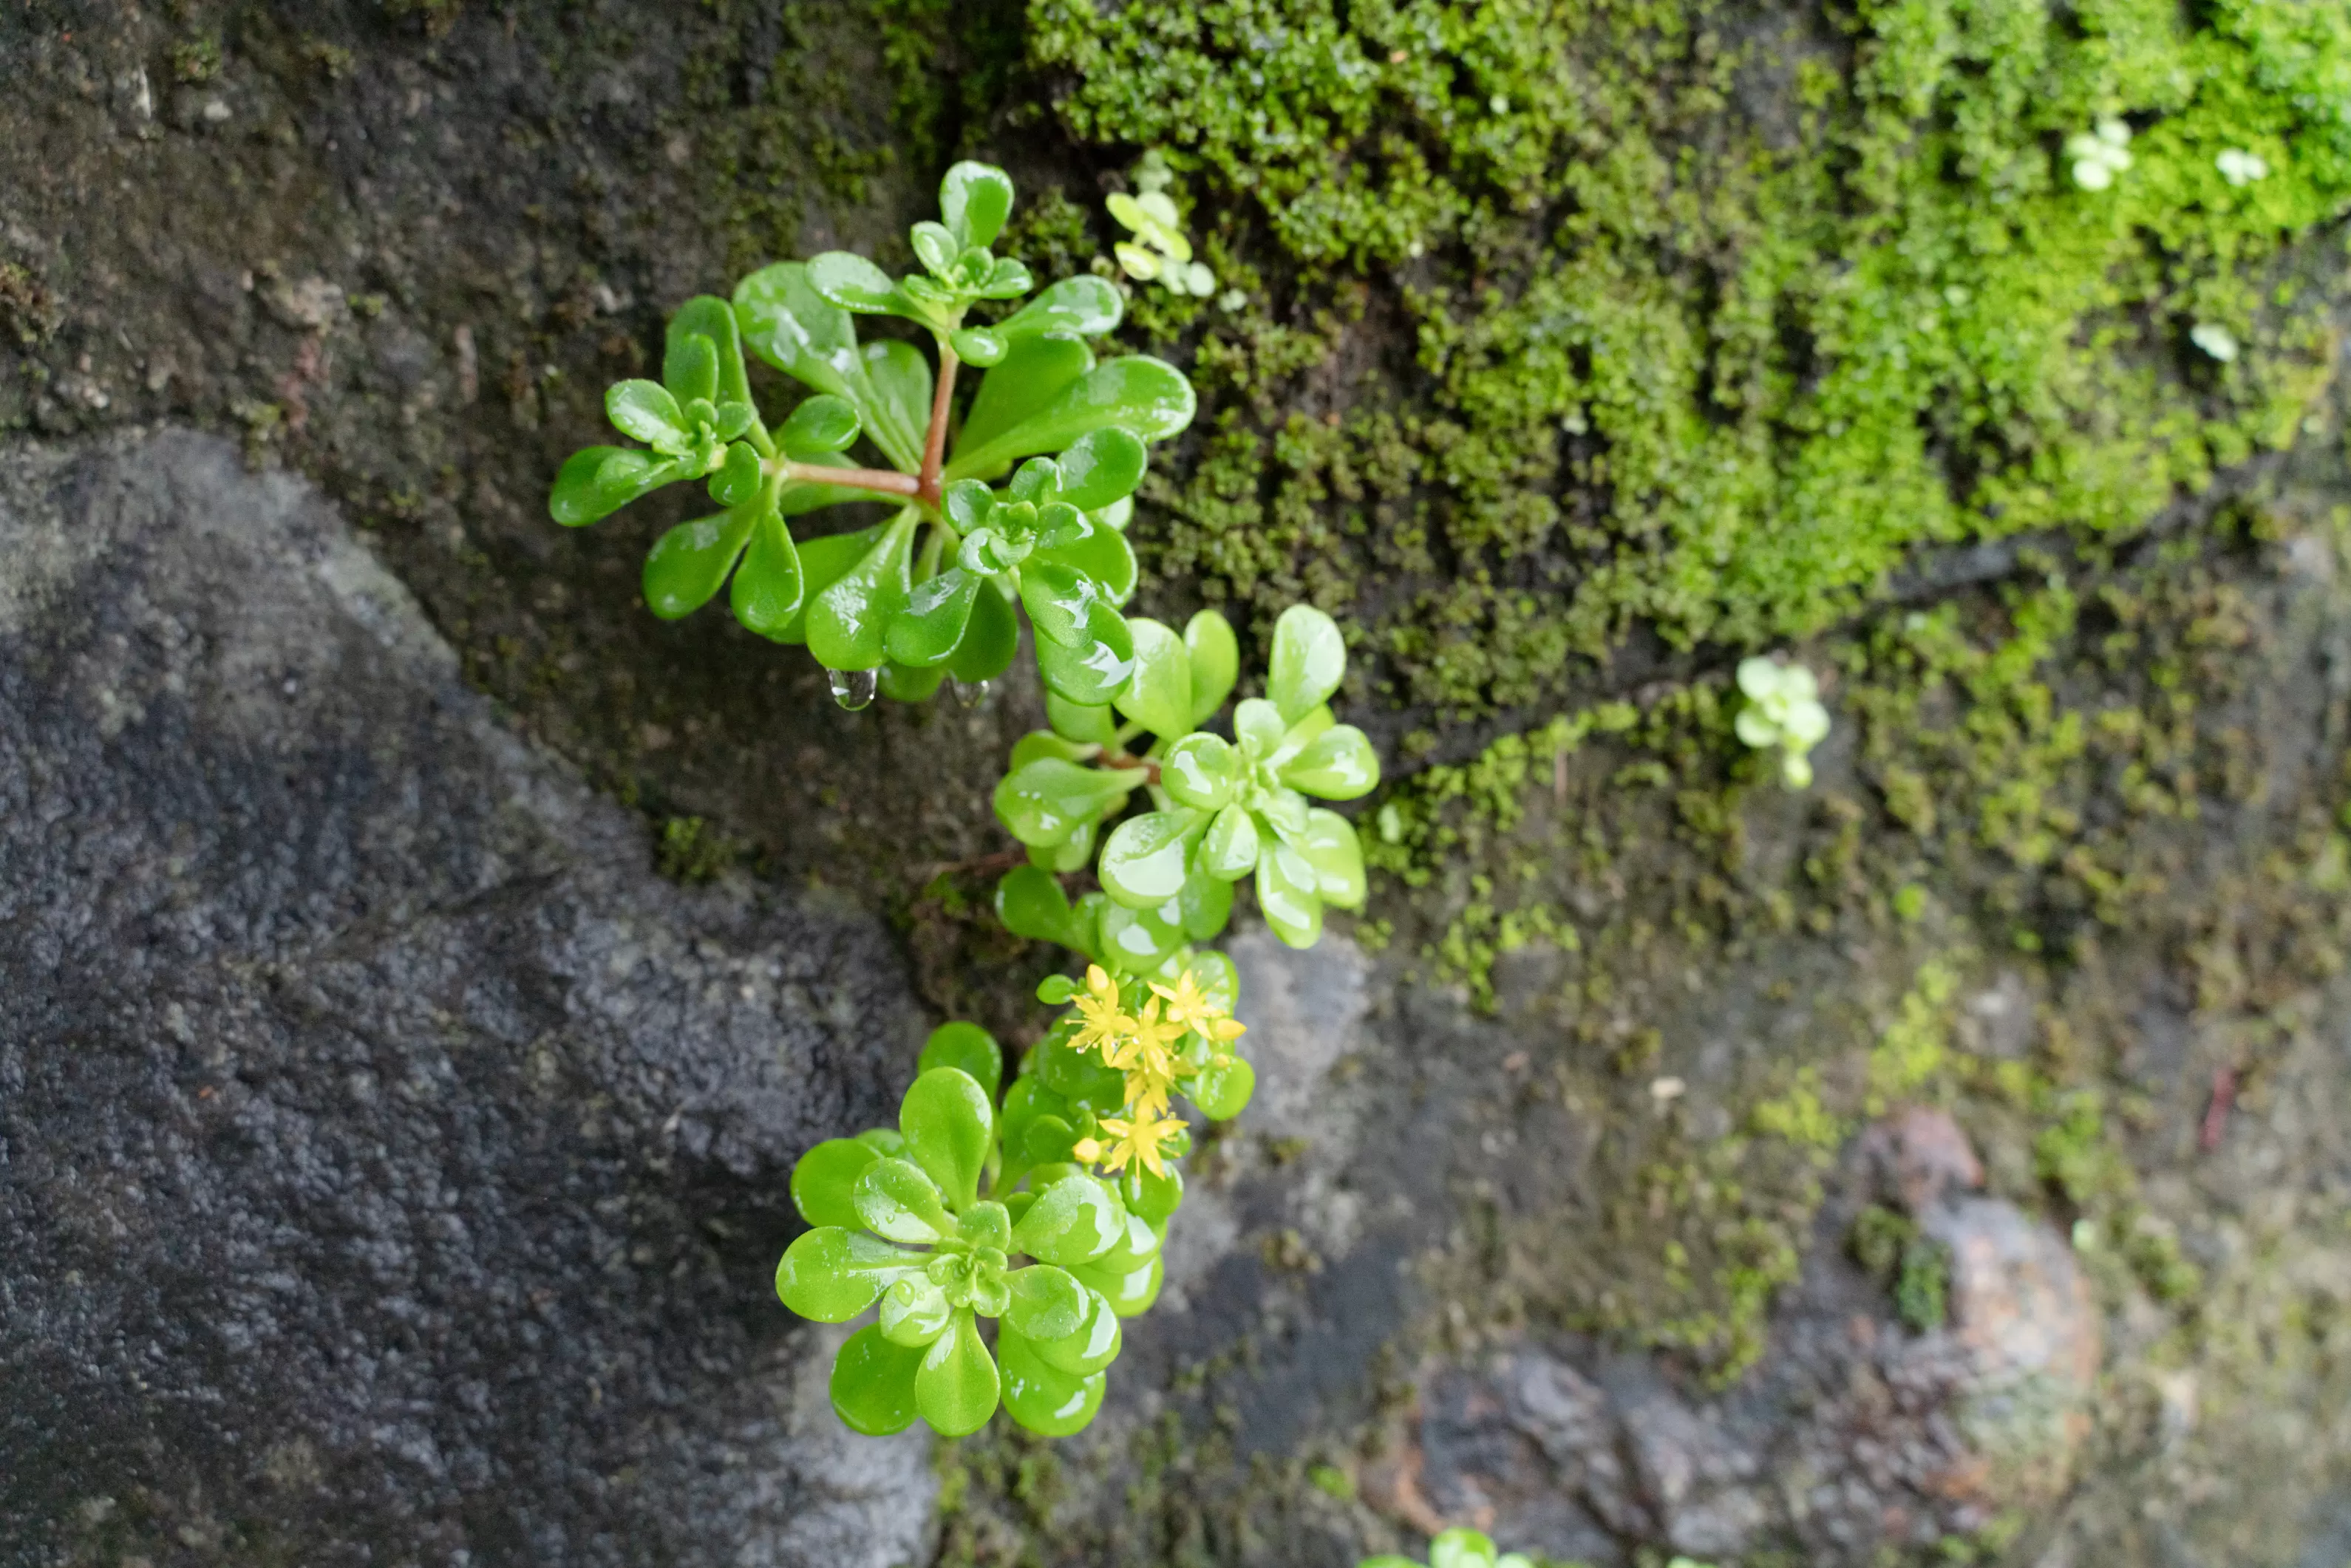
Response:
1200,801,1260,881
780,393,860,453
950,326,1007,367
1296,808,1367,908
919,1021,1002,1101
1070,1250,1163,1318
1160,734,1234,812
1038,525,1136,614
790,1137,882,1230
807,511,918,671
1031,1284,1122,1375
899,1068,996,1213
1048,693,1120,746
945,577,1019,684
1269,604,1347,722
855,1156,954,1244
1010,729,1095,770
644,502,759,621
996,276,1123,342
1003,1264,1086,1342
666,296,755,410
807,250,911,316
733,262,920,471
878,659,946,704
1010,1172,1123,1265
1035,613,1140,706
1099,809,1205,908
1180,867,1234,942
776,1226,912,1321
1191,1048,1255,1117
1053,427,1148,511
830,1324,925,1435
1255,839,1324,948
945,357,1197,483
550,446,673,526
910,221,959,277
705,440,763,506
1034,1027,1128,1111
886,567,979,668
861,339,933,465
1183,610,1239,724
744,522,870,644
1019,558,1112,650
1429,1529,1501,1568
1112,618,1191,739
916,1311,1000,1436
953,335,1095,464
1093,896,1186,973
993,759,1145,848
1281,724,1379,800
608,380,687,446
880,1275,952,1347
941,160,1015,248
979,256,1035,299
998,1329,1106,1436
994,865,1091,951
661,331,719,407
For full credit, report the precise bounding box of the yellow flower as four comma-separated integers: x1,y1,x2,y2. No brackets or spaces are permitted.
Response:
1072,1107,1183,1179
1106,998,1184,1114
1069,964,1133,1060
1151,969,1245,1060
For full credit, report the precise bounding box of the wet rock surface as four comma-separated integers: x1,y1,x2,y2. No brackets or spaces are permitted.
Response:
0,429,933,1567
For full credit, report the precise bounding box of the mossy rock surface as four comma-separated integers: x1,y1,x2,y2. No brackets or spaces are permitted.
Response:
4,1,2351,1564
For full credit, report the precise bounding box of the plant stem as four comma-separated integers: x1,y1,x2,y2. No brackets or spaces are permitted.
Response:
777,460,922,497
918,341,960,509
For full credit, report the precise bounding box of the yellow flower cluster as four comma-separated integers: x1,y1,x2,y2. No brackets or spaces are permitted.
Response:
1067,965,1244,1179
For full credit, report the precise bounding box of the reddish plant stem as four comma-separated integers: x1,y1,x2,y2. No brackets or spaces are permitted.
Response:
1101,754,1161,786
918,343,960,509
781,461,921,497
2200,1064,2236,1152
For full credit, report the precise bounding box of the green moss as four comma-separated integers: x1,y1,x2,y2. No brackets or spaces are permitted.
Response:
654,815,739,884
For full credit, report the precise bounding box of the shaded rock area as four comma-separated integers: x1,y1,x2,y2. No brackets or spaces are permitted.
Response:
0,429,933,1567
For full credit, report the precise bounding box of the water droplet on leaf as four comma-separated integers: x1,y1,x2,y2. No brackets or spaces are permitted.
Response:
951,678,993,709
829,668,877,711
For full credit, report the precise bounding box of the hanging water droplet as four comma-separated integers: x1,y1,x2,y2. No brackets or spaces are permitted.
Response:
950,677,992,709
828,667,877,712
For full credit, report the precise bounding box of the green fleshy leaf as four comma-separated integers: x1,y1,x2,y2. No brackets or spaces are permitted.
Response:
1091,1208,1163,1272
1200,801,1260,881
856,1128,909,1156
953,335,1095,463
780,393,861,453
1035,610,1140,706
995,276,1123,342
1120,1164,1183,1226
945,357,1198,483
1190,1054,1255,1119
1268,604,1347,722
916,1310,1000,1436
706,440,763,506
887,567,980,668
1030,1284,1122,1375
1010,729,1099,770
608,380,687,446
958,1200,1013,1253
1098,809,1206,908
997,1328,1106,1436
776,1227,913,1322
1160,733,1234,812
950,326,1007,367
855,1156,954,1244
879,659,947,704
808,250,913,317
644,502,759,621
1034,1027,1128,1111
1034,819,1098,876
1296,808,1367,908
1094,896,1187,974
941,161,1015,248
1183,610,1239,724
946,578,1020,684
899,1068,995,1213
919,1021,1003,1101
995,865,1093,952
1112,618,1192,739
830,1323,925,1436
1069,1250,1163,1318
550,446,674,526
661,331,719,407
790,1138,882,1230
1010,1173,1123,1265
666,296,755,412
744,522,873,644
1048,693,1120,746
861,338,933,463
910,221,959,277
1044,519,1137,607
1052,427,1148,511
1234,697,1287,754
807,510,919,671
979,256,1035,299
1430,1529,1501,1568
880,1275,952,1347
998,1077,1068,1168
1255,840,1324,948
727,500,805,639
1281,723,1380,800
1019,559,1120,650
1179,867,1235,941
993,759,1146,848
1022,1114,1078,1165
1002,1264,1086,1342
1189,950,1238,1009
733,262,922,472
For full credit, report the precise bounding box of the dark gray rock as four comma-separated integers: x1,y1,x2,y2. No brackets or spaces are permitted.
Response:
0,429,934,1567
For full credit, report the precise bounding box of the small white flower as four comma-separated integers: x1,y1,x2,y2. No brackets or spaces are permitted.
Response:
2190,322,2239,362
2066,118,2134,191
2216,148,2270,187
1735,656,1831,789
1489,93,1511,115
